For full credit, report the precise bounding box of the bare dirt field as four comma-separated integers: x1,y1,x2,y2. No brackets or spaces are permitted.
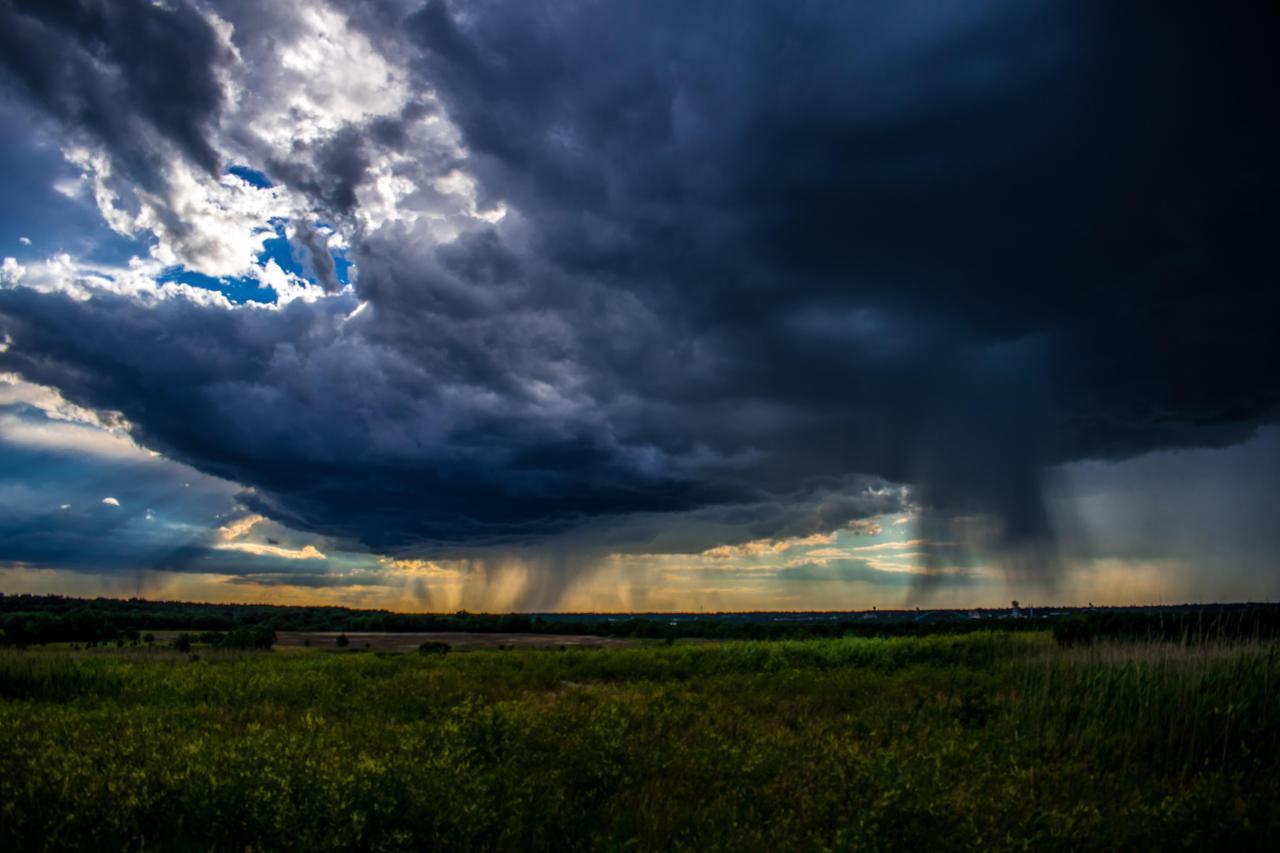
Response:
273,631,636,652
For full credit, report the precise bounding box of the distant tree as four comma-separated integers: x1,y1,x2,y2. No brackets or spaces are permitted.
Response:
143,633,155,645
171,634,194,653
336,634,349,648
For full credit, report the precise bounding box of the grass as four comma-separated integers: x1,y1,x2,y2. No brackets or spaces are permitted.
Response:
1,633,1277,851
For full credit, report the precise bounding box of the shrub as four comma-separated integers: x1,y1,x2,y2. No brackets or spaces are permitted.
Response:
335,634,349,648
216,627,276,650
1053,615,1097,647
418,641,451,655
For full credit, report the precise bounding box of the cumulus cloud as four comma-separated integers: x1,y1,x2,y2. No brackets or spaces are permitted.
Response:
847,520,883,537
701,533,837,561
214,541,326,561
0,0,1277,601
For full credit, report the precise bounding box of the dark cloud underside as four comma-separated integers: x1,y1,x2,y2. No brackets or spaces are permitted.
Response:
0,0,1277,569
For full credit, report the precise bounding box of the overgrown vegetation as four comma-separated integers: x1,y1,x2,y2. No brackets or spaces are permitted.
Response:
1,633,1276,850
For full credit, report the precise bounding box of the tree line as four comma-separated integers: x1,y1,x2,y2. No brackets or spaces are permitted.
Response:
1,593,1277,647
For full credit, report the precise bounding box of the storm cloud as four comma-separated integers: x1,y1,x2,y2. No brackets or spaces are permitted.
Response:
1,0,1277,589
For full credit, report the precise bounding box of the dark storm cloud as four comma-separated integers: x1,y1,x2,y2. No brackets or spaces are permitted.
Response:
1,0,1278,576
0,285,749,554
0,0,231,184
392,0,1280,553
290,222,341,293
268,127,370,217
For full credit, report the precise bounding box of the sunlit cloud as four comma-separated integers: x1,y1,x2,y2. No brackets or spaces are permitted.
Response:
217,513,265,541
700,532,837,560
213,541,326,561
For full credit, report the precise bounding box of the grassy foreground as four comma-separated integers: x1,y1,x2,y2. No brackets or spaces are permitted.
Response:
1,634,1277,851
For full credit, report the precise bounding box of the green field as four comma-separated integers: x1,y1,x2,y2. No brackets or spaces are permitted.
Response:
2,634,1277,851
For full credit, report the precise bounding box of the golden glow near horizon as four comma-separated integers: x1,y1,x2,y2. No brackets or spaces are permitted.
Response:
0,521,1252,613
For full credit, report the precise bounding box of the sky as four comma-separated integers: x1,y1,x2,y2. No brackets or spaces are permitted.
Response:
0,0,1277,612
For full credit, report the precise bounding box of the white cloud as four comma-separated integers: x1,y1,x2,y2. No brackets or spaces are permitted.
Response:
0,250,251,309
62,145,293,280
379,557,462,577
0,374,118,428
255,5,410,147
0,376,159,461
701,531,837,560
251,257,326,305
1,257,24,284
101,496,120,506
214,541,326,560
847,519,883,536
850,538,937,552
0,415,147,460
138,162,293,278
217,513,265,542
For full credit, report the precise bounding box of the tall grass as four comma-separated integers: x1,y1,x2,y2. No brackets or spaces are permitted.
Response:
1,633,1276,851
1017,640,1280,775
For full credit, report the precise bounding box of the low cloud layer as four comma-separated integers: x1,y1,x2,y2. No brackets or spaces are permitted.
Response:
1,1,1277,600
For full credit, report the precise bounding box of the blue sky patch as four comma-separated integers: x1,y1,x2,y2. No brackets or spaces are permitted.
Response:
227,165,273,189
157,266,276,305
259,220,304,278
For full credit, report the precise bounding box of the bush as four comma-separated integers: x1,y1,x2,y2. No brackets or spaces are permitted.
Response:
217,627,276,650
1053,614,1097,647
418,641,451,655
335,634,349,648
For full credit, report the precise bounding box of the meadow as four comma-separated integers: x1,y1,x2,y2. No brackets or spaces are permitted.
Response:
1,633,1277,851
